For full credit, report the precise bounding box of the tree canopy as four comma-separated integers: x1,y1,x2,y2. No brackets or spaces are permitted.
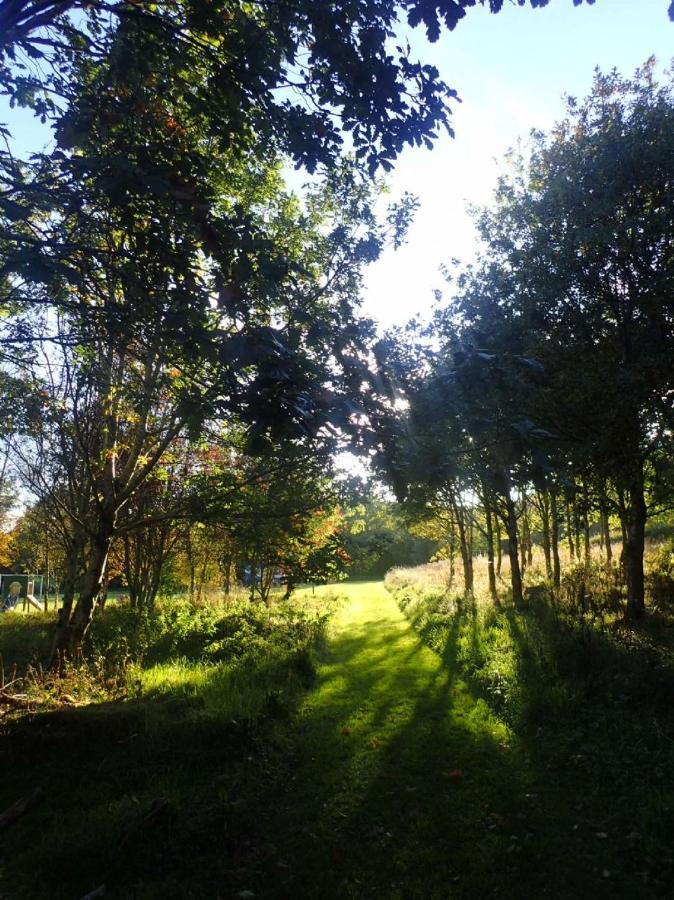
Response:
375,59,674,616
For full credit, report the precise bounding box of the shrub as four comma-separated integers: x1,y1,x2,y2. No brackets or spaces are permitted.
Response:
558,560,623,613
645,541,674,610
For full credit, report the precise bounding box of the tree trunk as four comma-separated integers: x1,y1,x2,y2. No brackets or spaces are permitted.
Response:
524,502,533,568
495,518,502,576
249,559,257,602
260,564,275,607
96,574,109,609
573,499,583,563
503,494,523,606
582,482,591,562
539,490,552,580
124,535,137,607
452,499,473,596
62,535,112,658
283,575,296,601
447,526,456,591
621,469,647,620
599,491,612,562
485,503,498,604
566,500,575,560
49,534,84,667
223,557,232,595
550,490,561,589
448,525,456,591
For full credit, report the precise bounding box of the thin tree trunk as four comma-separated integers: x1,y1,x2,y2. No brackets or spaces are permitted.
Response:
573,498,583,563
566,501,575,560
600,490,612,562
223,557,232,595
485,502,498,604
249,559,257,602
503,494,523,606
539,490,552,580
582,481,591,562
452,499,473,595
621,468,647,620
448,524,456,591
550,490,561,589
523,501,533,568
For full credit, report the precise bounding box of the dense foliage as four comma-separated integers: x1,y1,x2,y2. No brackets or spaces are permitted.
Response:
374,61,674,618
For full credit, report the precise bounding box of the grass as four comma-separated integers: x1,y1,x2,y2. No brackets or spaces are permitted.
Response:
235,581,534,899
2,578,673,897
387,561,674,898
0,590,334,898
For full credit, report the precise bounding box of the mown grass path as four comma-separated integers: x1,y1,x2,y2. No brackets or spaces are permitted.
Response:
243,582,543,899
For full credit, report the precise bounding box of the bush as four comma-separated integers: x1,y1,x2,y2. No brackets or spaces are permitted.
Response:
82,594,332,675
645,541,674,609
558,559,623,613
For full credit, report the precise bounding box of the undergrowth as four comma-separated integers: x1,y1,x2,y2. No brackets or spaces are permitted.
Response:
0,589,340,899
1,593,336,716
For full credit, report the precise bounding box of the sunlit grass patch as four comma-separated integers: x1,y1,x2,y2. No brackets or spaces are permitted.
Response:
133,656,215,697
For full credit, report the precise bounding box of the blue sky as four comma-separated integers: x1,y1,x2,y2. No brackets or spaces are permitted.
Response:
363,0,674,327
1,0,672,332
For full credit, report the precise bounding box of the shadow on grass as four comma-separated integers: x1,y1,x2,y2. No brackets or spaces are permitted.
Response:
4,585,673,899
394,585,674,898
0,646,317,899
0,611,54,674
226,591,541,900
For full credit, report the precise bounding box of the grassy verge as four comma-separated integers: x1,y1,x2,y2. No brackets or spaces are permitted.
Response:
0,591,337,899
386,564,674,896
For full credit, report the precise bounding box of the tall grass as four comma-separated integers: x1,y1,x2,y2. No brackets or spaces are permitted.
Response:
1,589,340,720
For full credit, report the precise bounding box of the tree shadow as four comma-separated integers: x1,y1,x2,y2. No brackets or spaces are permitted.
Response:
233,593,547,899
3,588,671,899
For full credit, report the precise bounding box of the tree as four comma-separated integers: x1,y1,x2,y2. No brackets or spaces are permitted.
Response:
471,60,674,617
0,0,650,656
388,61,674,616
200,447,346,604
0,1,616,175
3,15,423,657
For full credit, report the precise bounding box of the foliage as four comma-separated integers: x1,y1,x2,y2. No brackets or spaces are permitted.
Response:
340,481,438,578
372,60,674,618
85,594,333,680
1,0,615,180
558,560,624,614
645,540,674,610
1,0,430,656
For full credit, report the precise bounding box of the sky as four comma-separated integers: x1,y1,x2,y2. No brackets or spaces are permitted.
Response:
1,0,672,334
362,0,674,328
